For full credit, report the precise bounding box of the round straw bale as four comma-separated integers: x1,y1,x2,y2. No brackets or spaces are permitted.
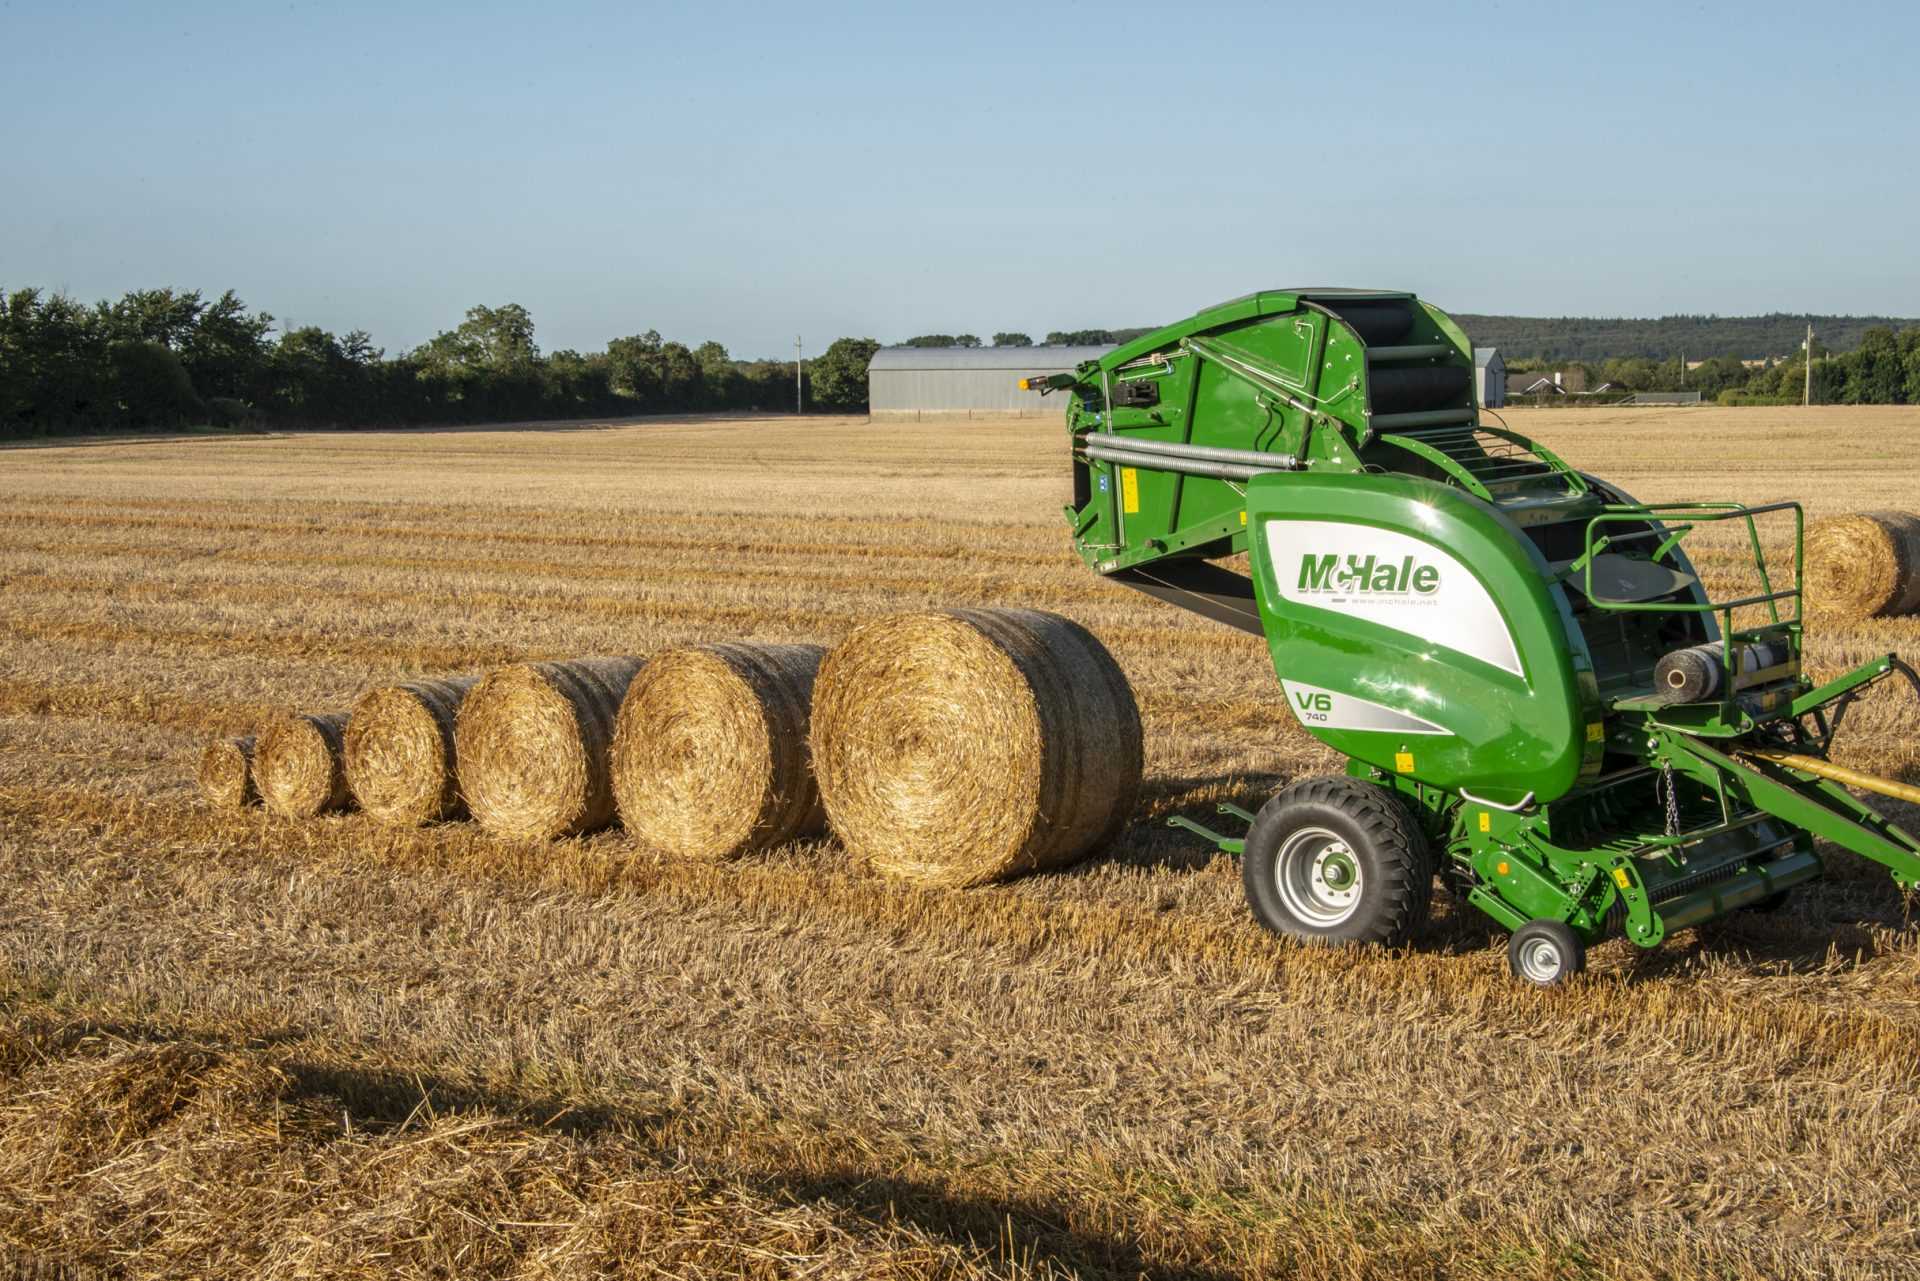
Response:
254,712,352,818
612,643,828,860
344,675,479,826
810,608,1142,887
1806,511,1920,619
197,735,256,809
455,657,643,840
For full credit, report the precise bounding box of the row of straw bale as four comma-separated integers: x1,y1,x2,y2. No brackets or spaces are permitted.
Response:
198,608,1143,887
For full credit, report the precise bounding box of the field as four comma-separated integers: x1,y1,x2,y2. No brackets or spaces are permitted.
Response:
2,405,1919,1279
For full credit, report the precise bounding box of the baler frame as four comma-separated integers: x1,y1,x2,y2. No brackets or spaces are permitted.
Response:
1041,287,1920,981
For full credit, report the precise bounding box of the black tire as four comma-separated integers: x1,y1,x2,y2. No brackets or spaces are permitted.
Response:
1241,775,1432,947
1508,919,1585,986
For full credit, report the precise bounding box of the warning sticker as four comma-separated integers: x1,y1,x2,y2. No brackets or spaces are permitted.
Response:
1121,467,1139,514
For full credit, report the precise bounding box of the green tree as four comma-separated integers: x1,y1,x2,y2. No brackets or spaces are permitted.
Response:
605,330,701,409
1899,328,1920,405
810,337,880,411
1842,327,1903,403
904,334,958,348
606,330,665,402
110,340,200,426
953,334,981,348
417,303,538,370
106,288,205,349
183,290,274,399
694,340,738,406
992,332,1033,347
1044,329,1115,345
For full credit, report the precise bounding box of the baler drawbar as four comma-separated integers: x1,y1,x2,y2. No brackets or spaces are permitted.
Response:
1033,288,1920,983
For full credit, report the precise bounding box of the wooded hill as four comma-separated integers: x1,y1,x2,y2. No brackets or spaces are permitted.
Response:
1452,313,1920,361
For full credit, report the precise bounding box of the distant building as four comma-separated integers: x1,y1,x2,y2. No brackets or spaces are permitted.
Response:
1474,348,1506,408
1507,367,1590,397
867,345,1116,419
1508,371,1565,397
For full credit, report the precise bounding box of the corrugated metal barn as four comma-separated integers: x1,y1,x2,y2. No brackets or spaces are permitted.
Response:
1474,347,1506,408
867,345,1117,419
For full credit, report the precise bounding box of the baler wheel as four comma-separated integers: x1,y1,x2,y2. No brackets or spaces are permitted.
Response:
1508,920,1585,986
1241,776,1432,947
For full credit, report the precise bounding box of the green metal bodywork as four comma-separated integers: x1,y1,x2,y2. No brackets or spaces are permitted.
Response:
1048,288,1920,950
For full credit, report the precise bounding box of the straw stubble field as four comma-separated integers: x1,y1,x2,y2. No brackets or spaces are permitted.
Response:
2,405,1918,1279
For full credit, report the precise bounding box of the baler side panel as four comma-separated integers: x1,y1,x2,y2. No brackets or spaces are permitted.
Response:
1246,473,1586,806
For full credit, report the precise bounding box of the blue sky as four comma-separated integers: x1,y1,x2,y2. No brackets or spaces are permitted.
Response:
4,1,1916,358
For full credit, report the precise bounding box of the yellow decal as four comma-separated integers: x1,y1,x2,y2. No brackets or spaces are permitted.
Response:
1478,811,1491,833
1496,861,1510,876
1586,722,1605,743
1394,751,1415,773
1121,467,1140,514
1612,867,1632,890
1239,510,1247,526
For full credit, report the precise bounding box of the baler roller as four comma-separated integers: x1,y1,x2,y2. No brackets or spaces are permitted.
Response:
1313,298,1415,345
1368,366,1472,416
1369,408,1477,430
1366,344,1453,362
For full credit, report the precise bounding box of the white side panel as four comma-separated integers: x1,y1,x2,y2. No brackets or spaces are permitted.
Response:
1280,680,1450,735
1265,518,1523,676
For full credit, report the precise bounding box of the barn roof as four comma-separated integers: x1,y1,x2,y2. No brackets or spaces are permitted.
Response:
1473,346,1502,368
867,345,1116,372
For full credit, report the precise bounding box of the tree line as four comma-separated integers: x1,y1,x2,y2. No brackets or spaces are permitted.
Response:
1506,326,1920,405
12,285,1920,437
1459,312,1920,363
0,286,892,436
899,328,1155,349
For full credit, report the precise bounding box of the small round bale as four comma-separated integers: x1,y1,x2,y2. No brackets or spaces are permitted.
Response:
254,712,352,818
1806,511,1920,619
344,676,478,826
810,607,1142,887
612,642,827,860
455,657,643,840
197,735,256,809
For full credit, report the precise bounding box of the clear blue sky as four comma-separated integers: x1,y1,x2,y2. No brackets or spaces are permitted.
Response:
4,0,1916,359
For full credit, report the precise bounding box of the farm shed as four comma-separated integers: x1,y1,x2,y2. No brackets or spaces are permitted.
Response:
867,345,1116,419
1474,347,1505,408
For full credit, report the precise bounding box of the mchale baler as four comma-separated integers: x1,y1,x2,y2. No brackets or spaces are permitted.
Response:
1029,288,1920,983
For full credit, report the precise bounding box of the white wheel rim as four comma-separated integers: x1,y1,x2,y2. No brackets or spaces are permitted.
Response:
1275,826,1363,927
1518,935,1564,983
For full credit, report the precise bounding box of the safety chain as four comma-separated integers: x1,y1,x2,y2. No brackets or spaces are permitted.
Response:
1661,761,1681,838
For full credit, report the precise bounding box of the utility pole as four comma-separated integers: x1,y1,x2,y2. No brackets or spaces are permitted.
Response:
1804,322,1813,407
794,335,803,415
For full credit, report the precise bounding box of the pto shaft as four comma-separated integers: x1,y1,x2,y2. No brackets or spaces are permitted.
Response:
1745,749,1920,806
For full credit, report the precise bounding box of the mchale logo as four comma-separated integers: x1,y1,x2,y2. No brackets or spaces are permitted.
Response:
1298,553,1440,596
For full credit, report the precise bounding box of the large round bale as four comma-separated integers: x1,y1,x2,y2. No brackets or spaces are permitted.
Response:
612,643,828,860
254,712,352,818
455,657,643,840
810,608,1143,887
344,676,479,826
197,736,256,809
1806,511,1920,619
